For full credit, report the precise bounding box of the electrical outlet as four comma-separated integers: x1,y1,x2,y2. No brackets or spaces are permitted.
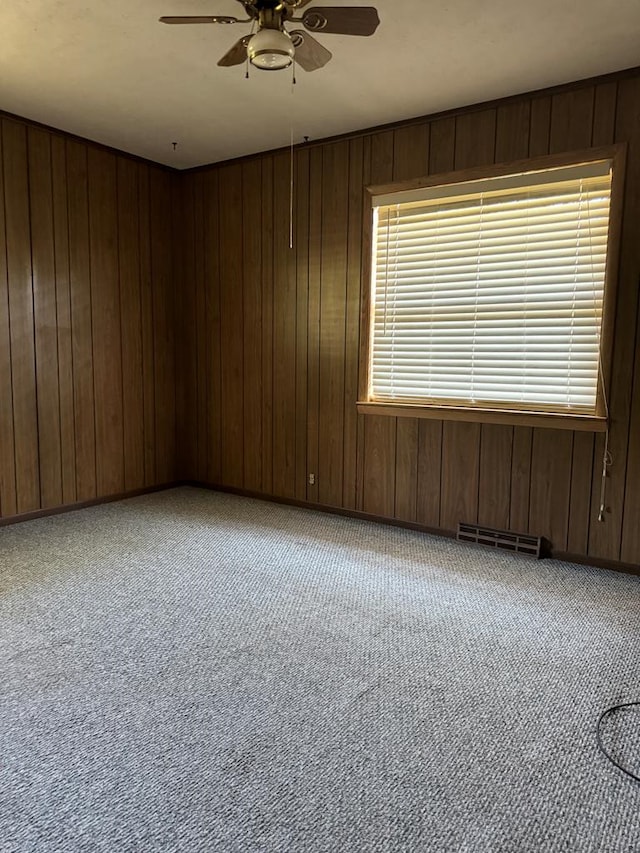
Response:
308,473,315,485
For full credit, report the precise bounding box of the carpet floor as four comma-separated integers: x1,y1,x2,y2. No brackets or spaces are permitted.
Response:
1,486,639,852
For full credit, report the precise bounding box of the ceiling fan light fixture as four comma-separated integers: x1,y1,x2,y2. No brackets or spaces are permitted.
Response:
248,28,295,70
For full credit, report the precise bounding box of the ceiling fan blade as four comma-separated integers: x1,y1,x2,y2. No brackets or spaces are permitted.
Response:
301,6,380,36
217,35,250,66
159,15,243,24
290,30,332,71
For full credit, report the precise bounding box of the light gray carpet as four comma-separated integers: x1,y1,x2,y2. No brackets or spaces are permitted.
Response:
1,487,639,853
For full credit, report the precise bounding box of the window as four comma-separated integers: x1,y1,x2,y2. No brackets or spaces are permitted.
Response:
358,148,624,430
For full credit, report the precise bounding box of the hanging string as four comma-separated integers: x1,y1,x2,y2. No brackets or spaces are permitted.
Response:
289,60,296,250
245,23,256,79
598,427,613,522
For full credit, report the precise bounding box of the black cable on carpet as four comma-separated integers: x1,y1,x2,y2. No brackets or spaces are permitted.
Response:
597,701,640,783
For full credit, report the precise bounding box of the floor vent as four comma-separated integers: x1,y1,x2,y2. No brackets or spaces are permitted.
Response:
457,522,542,558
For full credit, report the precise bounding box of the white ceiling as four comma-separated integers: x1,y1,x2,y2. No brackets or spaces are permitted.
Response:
0,0,639,169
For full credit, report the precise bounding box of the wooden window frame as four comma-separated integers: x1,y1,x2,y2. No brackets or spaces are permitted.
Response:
357,145,626,432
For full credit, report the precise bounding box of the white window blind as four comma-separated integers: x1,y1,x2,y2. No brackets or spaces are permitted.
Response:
369,161,612,414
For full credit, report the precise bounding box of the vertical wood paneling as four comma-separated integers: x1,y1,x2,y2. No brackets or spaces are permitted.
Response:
510,427,533,533
193,175,208,482
51,136,76,506
567,432,594,555
495,101,530,162
178,175,197,480
272,152,297,498
549,89,595,153
242,158,263,493
88,148,124,495
66,140,96,501
1,122,174,521
3,120,40,513
394,417,419,523
318,141,349,507
593,75,640,561
28,128,62,509
218,164,244,488
528,97,551,156
592,83,618,147
454,109,496,168
342,137,364,510
150,168,175,484
622,304,640,563
362,131,396,518
529,430,573,551
440,422,480,531
138,164,157,487
416,420,442,529
117,157,144,491
393,123,429,179
295,148,310,502
478,425,513,530
204,169,222,484
306,148,322,503
0,127,17,517
173,176,187,475
261,157,274,495
355,137,372,512
429,117,456,173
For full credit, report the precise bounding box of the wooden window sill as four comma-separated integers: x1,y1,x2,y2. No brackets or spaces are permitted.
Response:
356,401,608,432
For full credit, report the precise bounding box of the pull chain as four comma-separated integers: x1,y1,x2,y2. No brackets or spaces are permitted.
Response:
289,60,296,250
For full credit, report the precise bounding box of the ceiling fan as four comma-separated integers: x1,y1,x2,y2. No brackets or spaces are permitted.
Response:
159,0,380,72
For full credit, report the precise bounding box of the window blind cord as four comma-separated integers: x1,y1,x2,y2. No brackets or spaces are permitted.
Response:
583,179,613,523
596,701,640,783
471,195,484,402
383,210,392,337
391,204,400,395
596,339,612,523
597,423,612,522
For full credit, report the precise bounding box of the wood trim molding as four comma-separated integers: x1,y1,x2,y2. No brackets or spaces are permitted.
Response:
356,402,609,432
0,483,181,527
189,481,640,577
365,144,624,198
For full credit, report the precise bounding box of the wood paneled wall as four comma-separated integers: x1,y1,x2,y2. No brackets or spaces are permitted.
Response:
0,117,176,520
177,71,640,567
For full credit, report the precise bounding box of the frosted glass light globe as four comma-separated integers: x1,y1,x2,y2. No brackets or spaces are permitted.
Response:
248,28,294,70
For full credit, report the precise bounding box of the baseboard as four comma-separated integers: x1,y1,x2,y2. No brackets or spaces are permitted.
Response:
0,482,182,527
186,480,640,578
551,550,640,577
184,479,455,539
4,479,637,578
